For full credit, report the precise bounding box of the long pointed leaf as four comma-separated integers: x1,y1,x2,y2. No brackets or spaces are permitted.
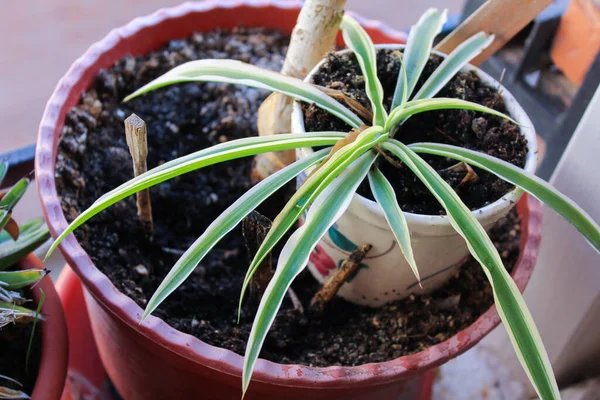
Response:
413,32,494,100
124,59,363,129
391,8,448,109
238,127,387,314
341,15,387,126
368,167,420,282
142,148,330,320
242,151,378,394
410,142,600,252
383,140,559,400
0,173,32,233
46,133,346,258
385,97,516,132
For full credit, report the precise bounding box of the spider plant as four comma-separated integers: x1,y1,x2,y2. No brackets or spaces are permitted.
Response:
0,164,50,399
47,9,600,399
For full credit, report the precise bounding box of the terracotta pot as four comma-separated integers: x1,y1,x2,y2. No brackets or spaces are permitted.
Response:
292,45,538,306
19,254,68,400
35,1,542,399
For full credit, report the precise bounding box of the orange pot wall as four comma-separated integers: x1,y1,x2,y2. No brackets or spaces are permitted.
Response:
21,254,68,400
36,2,542,399
551,0,600,85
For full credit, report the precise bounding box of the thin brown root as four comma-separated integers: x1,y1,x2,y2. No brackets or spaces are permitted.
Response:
316,85,373,122
375,146,404,169
440,162,480,188
310,244,372,315
304,125,368,182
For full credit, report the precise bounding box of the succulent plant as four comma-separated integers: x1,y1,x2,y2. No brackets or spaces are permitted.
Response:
0,162,50,399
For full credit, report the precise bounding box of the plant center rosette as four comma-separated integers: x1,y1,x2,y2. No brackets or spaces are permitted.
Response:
292,44,538,306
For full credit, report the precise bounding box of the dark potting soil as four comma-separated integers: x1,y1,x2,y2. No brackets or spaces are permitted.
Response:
0,285,42,395
303,50,528,215
56,27,523,367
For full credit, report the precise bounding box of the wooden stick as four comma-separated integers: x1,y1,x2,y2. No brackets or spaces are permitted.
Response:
435,0,554,66
124,114,153,232
242,211,274,304
310,244,372,314
253,0,347,181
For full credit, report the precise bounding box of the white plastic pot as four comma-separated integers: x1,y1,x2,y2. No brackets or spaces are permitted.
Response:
291,45,538,307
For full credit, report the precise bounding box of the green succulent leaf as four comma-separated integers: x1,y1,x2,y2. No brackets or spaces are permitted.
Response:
410,142,600,253
0,219,44,244
242,151,378,395
238,127,387,316
124,59,363,129
0,269,48,290
385,97,516,132
383,140,559,400
341,15,387,126
0,162,8,188
0,173,32,233
46,132,346,259
413,32,494,100
141,148,330,320
0,220,49,271
391,8,448,109
368,167,419,282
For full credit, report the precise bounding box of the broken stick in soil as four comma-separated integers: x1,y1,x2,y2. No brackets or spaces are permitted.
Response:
242,211,275,304
310,243,372,315
124,113,153,233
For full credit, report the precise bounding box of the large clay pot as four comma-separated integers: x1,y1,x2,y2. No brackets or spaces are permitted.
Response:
35,1,542,399
20,254,68,400
292,45,538,306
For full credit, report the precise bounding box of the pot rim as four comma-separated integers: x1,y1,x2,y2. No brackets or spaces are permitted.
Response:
20,254,68,400
293,44,538,232
35,0,541,390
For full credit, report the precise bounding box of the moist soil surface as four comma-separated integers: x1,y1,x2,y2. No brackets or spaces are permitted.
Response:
0,285,42,395
56,28,523,367
304,50,528,214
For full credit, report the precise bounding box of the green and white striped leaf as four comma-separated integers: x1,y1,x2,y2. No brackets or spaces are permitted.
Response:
242,151,378,394
391,8,448,109
413,32,494,100
341,15,387,126
142,148,330,320
46,132,346,259
383,140,559,400
238,127,387,314
0,219,49,271
368,167,419,282
410,142,600,253
385,97,516,132
124,59,363,129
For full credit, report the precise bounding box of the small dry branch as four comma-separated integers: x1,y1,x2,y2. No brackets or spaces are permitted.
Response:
242,211,274,304
124,113,153,233
310,243,372,315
